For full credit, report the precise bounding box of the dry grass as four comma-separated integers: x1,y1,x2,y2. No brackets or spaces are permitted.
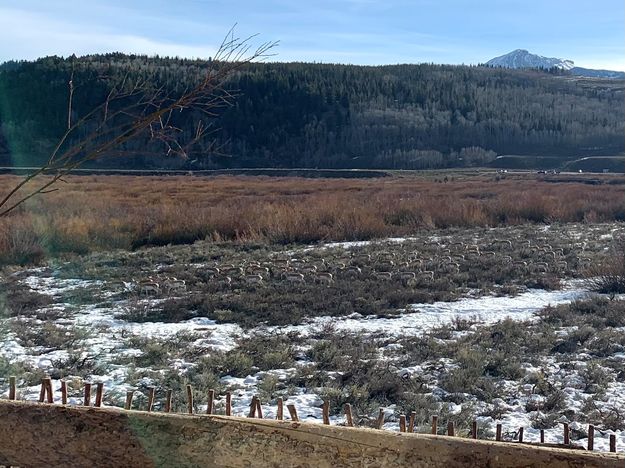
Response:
1,173,624,264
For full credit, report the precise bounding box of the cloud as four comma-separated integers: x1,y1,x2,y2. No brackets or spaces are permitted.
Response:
0,7,218,60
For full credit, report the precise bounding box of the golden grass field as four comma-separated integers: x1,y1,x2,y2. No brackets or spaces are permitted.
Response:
1,173,624,264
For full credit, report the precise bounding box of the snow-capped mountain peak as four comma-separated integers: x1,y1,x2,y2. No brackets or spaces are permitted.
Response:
487,49,575,70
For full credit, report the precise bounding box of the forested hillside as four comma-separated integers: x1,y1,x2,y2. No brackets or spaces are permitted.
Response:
0,55,623,169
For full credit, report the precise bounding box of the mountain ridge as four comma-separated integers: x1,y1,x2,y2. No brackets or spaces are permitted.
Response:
486,49,625,79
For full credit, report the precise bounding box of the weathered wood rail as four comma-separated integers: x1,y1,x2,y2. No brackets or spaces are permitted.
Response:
0,400,623,468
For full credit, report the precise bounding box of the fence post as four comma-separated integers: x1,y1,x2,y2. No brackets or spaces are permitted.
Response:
95,382,104,407
225,391,232,417
399,415,406,433
165,389,173,413
206,389,215,415
563,422,570,445
518,427,524,443
255,397,263,419
186,385,194,414
447,421,455,436
322,400,330,425
38,379,46,403
146,387,155,412
124,390,134,410
587,425,594,451
471,420,477,439
287,404,299,422
60,380,67,405
610,434,616,453
344,403,354,427
408,411,416,433
376,408,385,429
44,377,53,404
496,423,502,442
540,429,544,444
83,382,92,407
9,376,16,400
431,415,438,435
248,396,258,418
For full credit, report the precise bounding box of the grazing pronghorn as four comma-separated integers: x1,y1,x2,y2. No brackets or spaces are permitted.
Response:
138,280,160,296
244,274,264,285
285,272,305,284
164,277,186,295
374,272,393,280
419,271,435,281
344,266,362,277
314,272,333,285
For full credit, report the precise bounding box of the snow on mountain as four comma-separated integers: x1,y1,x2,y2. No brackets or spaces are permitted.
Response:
486,49,625,79
486,49,575,70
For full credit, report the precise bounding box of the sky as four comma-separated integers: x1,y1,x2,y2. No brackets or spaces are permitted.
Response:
0,0,624,70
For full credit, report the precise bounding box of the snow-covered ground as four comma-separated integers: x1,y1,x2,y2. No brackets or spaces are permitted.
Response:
1,226,624,452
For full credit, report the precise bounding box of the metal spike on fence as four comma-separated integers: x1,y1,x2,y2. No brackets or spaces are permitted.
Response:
124,390,134,410
376,408,385,430
95,382,104,407
588,425,594,451
83,382,92,407
9,376,16,400
431,415,438,435
146,387,155,412
186,385,194,414
496,423,502,442
287,403,299,422
344,403,354,427
322,400,330,425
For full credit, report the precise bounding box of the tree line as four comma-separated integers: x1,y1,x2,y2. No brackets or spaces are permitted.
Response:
0,54,623,170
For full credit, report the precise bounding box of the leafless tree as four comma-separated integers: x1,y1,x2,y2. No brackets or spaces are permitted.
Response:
0,29,277,217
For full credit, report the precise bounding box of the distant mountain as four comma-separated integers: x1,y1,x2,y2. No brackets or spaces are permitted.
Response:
569,67,625,79
486,49,624,79
487,49,574,71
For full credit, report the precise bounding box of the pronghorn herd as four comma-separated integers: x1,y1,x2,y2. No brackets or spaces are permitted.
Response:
128,228,602,296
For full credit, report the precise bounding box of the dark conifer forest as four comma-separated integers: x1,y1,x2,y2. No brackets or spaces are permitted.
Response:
0,54,623,170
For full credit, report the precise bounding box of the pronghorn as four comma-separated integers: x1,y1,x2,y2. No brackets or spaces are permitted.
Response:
419,271,435,281
374,272,393,280
285,272,305,284
344,266,362,277
164,277,186,294
224,267,244,276
244,274,264,285
138,280,160,296
315,272,334,285
530,262,549,273
203,267,220,277
396,271,417,285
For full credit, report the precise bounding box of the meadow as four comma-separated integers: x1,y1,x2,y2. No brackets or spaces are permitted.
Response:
1,172,624,451
1,172,624,265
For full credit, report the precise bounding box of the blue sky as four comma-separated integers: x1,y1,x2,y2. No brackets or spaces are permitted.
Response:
1,0,624,70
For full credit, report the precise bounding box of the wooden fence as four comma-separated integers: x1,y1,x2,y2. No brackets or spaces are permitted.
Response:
1,377,623,467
